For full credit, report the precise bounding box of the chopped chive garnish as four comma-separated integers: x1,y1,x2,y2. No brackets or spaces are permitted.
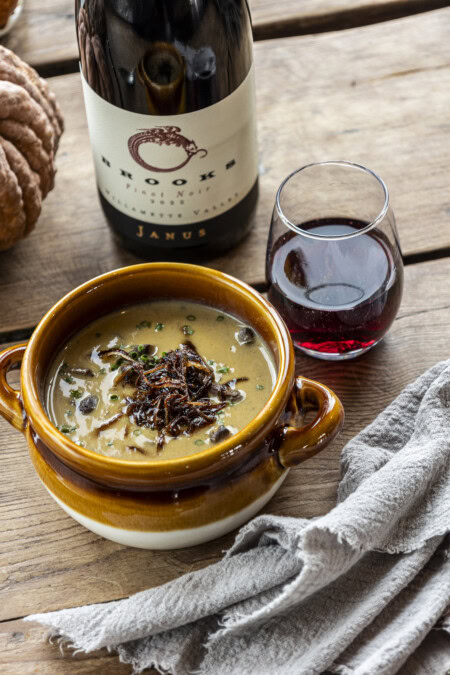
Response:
99,367,106,375
138,344,145,352
194,439,205,446
110,358,124,371
256,384,264,390
140,354,149,363
69,389,83,399
129,351,138,359
208,360,215,366
216,315,225,321
217,366,229,374
161,351,167,357
133,429,142,436
186,314,196,321
63,375,75,384
59,424,77,434
182,325,194,335
155,322,164,331
110,394,119,401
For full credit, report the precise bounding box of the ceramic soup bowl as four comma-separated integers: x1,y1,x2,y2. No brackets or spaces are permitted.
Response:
0,263,344,549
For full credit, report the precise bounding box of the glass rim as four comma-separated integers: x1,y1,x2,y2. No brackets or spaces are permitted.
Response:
275,160,390,241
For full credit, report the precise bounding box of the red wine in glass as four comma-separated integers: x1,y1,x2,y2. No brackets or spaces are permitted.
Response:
266,218,404,358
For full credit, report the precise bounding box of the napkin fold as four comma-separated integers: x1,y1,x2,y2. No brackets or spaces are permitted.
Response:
26,360,450,674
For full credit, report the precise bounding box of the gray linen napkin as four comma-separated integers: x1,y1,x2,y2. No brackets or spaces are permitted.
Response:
25,360,450,674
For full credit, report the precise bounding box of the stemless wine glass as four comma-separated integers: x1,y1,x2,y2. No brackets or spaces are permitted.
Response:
266,161,404,360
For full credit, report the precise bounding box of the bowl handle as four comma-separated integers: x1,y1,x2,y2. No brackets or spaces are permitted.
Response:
277,376,344,468
0,343,27,432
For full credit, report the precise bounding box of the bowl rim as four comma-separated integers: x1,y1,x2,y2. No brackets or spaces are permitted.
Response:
21,263,294,485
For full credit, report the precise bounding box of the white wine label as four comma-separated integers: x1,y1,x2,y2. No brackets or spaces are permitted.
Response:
81,67,258,228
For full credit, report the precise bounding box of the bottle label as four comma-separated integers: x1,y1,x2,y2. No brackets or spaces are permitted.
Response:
81,66,258,244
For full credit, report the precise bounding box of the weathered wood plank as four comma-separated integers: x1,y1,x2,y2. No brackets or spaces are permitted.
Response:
0,619,134,675
0,1,76,73
1,0,446,72
0,9,449,335
0,257,449,628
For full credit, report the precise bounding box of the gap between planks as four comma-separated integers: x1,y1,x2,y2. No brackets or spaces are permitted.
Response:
403,247,450,266
0,252,448,346
252,0,450,41
32,0,450,78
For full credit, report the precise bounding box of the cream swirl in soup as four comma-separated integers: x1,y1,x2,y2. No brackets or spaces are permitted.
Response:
45,302,276,461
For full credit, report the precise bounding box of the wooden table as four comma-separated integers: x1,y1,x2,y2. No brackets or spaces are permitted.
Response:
1,3,449,672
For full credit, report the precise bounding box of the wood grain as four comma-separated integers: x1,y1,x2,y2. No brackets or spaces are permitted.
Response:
0,619,133,675
0,0,76,73
251,0,450,40
0,9,449,336
0,257,448,622
1,0,446,72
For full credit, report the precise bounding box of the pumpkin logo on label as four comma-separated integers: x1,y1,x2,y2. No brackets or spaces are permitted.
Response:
128,126,208,173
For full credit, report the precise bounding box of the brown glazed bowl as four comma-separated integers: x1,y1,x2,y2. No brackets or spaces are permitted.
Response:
0,264,344,549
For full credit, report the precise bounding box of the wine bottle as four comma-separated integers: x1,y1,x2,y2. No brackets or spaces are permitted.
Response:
75,0,259,260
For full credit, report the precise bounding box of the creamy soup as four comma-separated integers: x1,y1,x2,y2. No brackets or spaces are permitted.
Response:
46,301,276,461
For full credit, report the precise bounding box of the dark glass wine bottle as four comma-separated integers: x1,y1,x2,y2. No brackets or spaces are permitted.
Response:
75,0,259,260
